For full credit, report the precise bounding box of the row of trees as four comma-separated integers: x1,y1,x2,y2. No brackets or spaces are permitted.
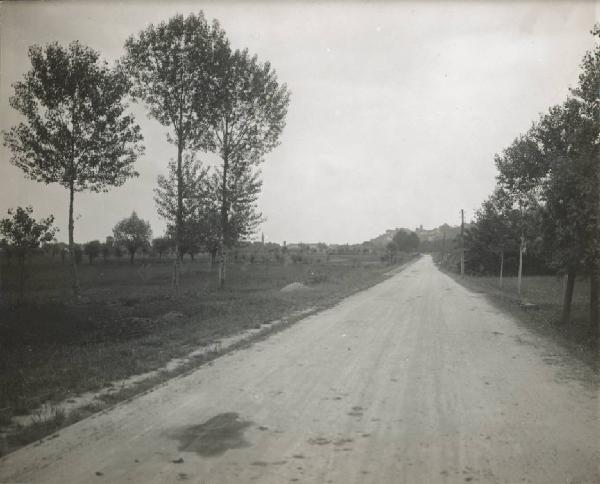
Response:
3,11,289,297
0,205,335,272
123,13,289,291
0,209,153,267
465,25,600,327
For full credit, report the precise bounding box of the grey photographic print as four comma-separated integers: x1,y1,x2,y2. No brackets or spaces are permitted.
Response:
0,1,598,483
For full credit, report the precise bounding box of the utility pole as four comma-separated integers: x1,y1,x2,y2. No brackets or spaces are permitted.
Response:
517,202,526,299
441,225,446,264
460,209,465,277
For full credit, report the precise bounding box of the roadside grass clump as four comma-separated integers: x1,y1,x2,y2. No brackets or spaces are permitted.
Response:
0,409,13,427
11,406,66,447
306,269,329,285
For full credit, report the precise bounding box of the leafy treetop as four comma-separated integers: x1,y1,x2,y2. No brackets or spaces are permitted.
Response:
0,206,58,258
3,41,144,193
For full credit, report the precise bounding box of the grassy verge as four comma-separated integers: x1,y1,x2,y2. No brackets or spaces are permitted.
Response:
437,261,598,370
0,253,414,455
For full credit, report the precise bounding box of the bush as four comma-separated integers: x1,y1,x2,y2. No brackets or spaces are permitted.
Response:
73,244,83,265
84,240,101,264
307,270,328,284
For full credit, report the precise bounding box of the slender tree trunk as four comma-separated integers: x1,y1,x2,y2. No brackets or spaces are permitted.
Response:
517,235,525,299
460,211,465,277
129,250,135,264
173,138,184,294
68,184,80,297
499,250,504,289
441,228,446,265
219,249,227,287
17,254,26,305
562,269,576,324
590,267,599,327
219,133,229,289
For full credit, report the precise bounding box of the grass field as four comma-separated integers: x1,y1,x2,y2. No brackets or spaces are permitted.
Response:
443,267,598,369
0,251,407,453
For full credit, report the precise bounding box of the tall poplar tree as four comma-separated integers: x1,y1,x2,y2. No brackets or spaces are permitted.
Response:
3,41,144,295
122,12,228,291
206,48,290,287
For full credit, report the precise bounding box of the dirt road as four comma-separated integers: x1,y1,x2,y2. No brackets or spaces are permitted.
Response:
1,255,598,483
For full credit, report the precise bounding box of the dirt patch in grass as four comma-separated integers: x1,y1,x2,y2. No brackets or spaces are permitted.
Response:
280,282,309,292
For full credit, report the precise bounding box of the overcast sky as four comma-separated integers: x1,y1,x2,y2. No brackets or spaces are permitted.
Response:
1,1,597,244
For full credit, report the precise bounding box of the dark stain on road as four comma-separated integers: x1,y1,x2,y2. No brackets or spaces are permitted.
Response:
333,438,354,446
308,437,331,445
171,412,252,457
348,406,364,417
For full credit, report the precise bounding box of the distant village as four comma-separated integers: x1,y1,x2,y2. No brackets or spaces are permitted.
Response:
264,223,466,257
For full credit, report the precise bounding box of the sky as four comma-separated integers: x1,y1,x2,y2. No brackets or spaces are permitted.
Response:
0,1,597,244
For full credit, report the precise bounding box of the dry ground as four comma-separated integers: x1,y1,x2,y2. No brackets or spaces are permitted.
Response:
441,269,598,370
1,255,597,483
0,252,400,452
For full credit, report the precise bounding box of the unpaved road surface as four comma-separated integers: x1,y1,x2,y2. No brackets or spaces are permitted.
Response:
1,256,598,483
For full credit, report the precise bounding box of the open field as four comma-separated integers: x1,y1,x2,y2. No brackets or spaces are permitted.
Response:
0,252,406,453
438,265,598,369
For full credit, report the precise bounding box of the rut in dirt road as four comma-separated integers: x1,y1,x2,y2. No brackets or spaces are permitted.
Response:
0,255,598,484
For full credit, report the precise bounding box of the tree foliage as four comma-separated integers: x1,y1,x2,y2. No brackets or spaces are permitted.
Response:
122,13,226,151
469,24,600,325
154,153,210,260
386,230,419,264
122,12,229,287
155,154,209,223
113,212,152,264
392,230,420,253
4,41,143,192
0,206,58,300
3,41,144,294
0,206,57,262
152,236,172,259
84,240,101,264
125,11,290,286
207,46,291,286
209,164,263,245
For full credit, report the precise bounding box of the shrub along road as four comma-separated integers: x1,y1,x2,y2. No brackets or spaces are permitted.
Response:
0,256,597,483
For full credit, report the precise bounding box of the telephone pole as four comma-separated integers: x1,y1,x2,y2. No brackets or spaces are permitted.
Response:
460,209,465,277
441,225,446,263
